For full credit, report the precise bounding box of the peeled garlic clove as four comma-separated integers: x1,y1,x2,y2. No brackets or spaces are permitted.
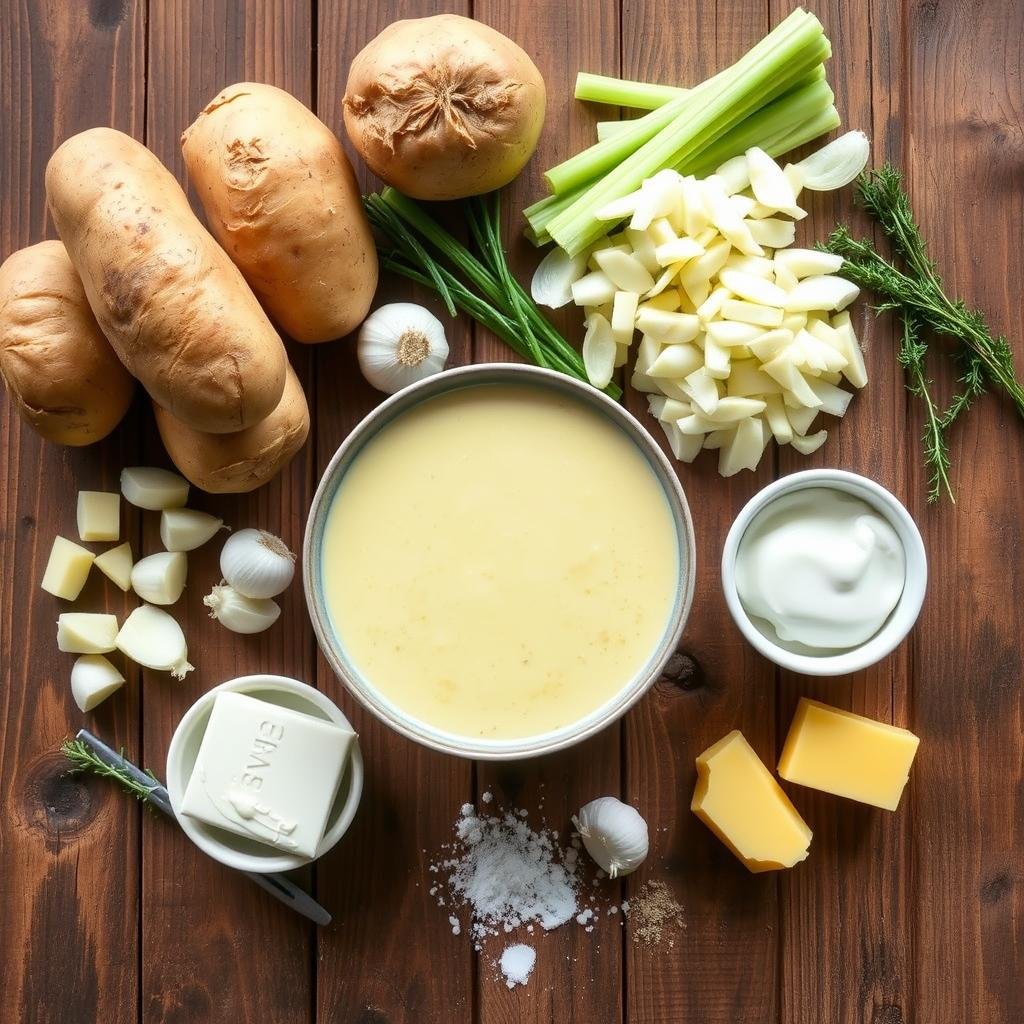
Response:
71,654,125,712
203,583,280,634
160,509,225,552
219,528,295,599
120,467,189,510
130,551,187,605
530,246,588,308
116,604,193,679
357,302,450,395
572,796,649,878
796,130,871,191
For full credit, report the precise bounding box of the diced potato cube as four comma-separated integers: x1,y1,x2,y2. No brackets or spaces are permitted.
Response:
654,237,704,267
719,416,768,476
635,334,662,375
790,429,829,455
41,537,95,601
640,289,682,312
715,154,751,195
648,343,703,379
786,404,820,436
625,228,660,273
636,309,700,344
719,269,788,307
727,361,783,398
705,397,768,423
704,336,731,379
94,542,133,591
683,365,721,415
659,418,704,463
807,377,854,418
705,321,763,348
611,290,640,346
747,217,797,249
775,248,844,279
703,427,735,451
722,254,775,278
77,491,120,543
761,351,823,408
764,395,793,444
595,248,656,293
830,312,869,389
722,299,784,328
697,286,731,323
57,613,119,654
572,270,616,307
748,328,794,362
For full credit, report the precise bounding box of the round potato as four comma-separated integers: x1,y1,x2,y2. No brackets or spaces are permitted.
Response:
0,240,134,445
154,362,309,493
182,82,378,344
45,127,286,434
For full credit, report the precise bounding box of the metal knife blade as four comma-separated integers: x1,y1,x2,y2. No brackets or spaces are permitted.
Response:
76,729,332,927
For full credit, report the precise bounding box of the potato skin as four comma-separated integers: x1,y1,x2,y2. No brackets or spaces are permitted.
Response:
154,362,309,493
45,127,286,434
182,83,378,344
0,240,134,445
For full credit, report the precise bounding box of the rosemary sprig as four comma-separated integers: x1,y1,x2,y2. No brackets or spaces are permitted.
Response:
823,163,1024,501
61,738,160,802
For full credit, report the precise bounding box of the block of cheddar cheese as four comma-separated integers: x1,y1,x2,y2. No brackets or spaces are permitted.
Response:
778,698,919,811
691,729,812,873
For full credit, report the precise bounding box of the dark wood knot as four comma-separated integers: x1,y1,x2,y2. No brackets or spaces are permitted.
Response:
24,754,96,844
656,650,704,694
871,1004,905,1024
981,872,1013,905
89,0,129,29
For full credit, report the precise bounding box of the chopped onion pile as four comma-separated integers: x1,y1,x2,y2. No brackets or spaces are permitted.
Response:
540,143,867,476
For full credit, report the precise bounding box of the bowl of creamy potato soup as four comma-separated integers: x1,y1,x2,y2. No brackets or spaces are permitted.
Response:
304,364,696,759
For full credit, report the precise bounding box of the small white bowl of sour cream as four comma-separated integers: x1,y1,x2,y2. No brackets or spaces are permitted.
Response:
721,470,927,676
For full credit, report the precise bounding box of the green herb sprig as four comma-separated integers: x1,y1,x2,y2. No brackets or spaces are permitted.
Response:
61,738,160,803
364,188,621,400
824,163,1024,502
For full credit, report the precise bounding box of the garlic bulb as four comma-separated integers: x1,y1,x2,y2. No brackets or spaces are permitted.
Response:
204,583,281,634
357,303,449,395
219,528,295,599
572,797,649,878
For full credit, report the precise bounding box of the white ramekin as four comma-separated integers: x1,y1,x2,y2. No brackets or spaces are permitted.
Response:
721,469,927,676
166,674,363,873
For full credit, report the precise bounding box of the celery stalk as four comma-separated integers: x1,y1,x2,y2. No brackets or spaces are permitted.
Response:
546,12,825,197
574,72,684,109
548,12,830,255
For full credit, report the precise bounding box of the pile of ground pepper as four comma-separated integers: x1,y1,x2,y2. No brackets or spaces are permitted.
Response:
626,880,684,947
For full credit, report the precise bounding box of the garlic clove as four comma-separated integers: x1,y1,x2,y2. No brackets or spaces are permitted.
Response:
219,528,295,599
116,604,193,678
160,509,226,552
71,654,125,712
120,467,189,510
357,302,450,395
572,796,650,878
203,583,281,634
130,551,187,605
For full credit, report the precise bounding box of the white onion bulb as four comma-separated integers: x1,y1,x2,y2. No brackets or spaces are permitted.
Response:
219,528,295,600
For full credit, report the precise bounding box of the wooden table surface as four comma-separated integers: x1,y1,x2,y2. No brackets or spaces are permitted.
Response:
3,1,1022,1021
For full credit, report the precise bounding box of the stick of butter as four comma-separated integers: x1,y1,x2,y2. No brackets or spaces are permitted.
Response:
691,729,811,872
778,698,919,811
180,691,356,859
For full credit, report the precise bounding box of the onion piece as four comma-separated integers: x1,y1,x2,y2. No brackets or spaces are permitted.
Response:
745,147,800,216
531,246,588,309
790,429,829,455
796,131,871,191
582,313,617,389
116,604,193,679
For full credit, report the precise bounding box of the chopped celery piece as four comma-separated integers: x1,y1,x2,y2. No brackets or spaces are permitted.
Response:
574,72,685,109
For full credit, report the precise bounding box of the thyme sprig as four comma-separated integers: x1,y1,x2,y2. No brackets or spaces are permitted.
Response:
824,163,1024,502
61,738,160,803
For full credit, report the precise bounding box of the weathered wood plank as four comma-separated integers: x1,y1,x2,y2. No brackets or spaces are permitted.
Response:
313,3,476,1021
0,3,146,1022
618,5,782,1022
466,1,626,1019
769,3,916,1023
140,3,316,1022
904,2,1024,1022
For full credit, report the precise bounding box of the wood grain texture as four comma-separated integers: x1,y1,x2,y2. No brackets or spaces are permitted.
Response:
313,3,475,1021
0,2,146,1023
772,3,915,1023
468,2,626,1021
2,2,1024,1022
619,4,782,1022
905,2,1024,1022
140,3,316,1022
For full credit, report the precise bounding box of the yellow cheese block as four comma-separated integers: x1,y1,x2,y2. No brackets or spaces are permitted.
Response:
691,730,812,872
41,536,95,600
77,490,120,542
778,698,920,811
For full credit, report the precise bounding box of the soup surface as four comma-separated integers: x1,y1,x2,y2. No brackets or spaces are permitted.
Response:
321,383,680,742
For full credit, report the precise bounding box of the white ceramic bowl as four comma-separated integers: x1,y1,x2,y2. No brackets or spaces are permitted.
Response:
304,363,697,761
166,674,363,874
721,469,927,676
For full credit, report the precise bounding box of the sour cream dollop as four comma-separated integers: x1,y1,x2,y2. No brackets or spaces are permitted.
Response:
735,488,906,650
